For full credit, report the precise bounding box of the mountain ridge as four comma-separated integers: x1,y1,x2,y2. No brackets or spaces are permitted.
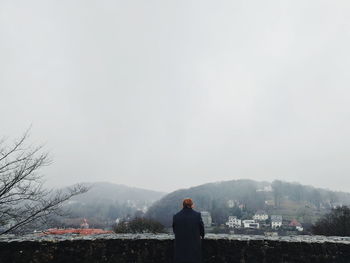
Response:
145,179,350,227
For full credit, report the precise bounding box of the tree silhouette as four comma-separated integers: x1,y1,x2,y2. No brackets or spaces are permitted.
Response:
114,217,165,234
312,206,350,236
0,129,88,234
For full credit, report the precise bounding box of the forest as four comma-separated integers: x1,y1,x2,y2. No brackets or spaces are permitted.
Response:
145,179,350,227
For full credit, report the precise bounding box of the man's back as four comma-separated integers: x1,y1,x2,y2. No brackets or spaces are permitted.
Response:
172,207,205,263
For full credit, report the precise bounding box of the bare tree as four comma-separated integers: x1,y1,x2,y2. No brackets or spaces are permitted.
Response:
0,129,88,235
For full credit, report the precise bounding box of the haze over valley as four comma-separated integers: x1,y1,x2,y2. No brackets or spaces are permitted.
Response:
49,179,350,232
1,0,350,240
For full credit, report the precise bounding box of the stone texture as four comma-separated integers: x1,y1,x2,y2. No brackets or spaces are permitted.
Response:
1,234,350,263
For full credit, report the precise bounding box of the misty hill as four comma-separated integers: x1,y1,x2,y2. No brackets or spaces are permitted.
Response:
145,179,350,227
57,182,166,228
69,182,165,204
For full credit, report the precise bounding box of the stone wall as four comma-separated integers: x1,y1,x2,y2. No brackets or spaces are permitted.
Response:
1,234,350,263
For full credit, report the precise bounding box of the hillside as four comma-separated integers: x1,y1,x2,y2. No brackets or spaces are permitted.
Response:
145,179,350,227
57,182,166,228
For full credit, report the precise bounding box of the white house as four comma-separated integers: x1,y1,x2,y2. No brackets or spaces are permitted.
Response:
227,200,235,208
256,185,273,192
242,220,259,229
271,215,283,229
200,211,212,227
296,225,303,232
253,210,268,221
225,216,241,228
141,205,148,213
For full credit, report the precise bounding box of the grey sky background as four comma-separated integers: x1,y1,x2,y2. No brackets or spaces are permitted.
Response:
1,0,350,192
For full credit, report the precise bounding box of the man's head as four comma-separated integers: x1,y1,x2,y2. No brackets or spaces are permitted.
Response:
183,198,194,208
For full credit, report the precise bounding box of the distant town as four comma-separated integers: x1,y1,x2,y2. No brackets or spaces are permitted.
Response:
200,209,303,236
2,180,350,237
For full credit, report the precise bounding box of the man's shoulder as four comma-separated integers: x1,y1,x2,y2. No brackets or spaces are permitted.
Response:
188,209,201,217
173,210,183,218
193,210,201,216
174,208,200,217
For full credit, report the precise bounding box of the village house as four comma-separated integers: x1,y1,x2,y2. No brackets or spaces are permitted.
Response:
242,220,259,229
226,200,235,208
331,202,343,208
200,211,212,227
253,210,269,221
264,200,274,206
271,215,283,229
256,185,273,192
225,216,241,228
289,219,303,232
227,199,242,208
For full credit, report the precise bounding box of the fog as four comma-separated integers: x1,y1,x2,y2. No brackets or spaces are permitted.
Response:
1,0,350,192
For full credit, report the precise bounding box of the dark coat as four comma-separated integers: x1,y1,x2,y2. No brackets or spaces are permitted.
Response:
172,207,205,263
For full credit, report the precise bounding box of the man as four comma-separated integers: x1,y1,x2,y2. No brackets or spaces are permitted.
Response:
172,198,205,263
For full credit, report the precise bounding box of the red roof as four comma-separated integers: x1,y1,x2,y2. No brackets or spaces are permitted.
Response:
43,228,113,235
289,219,302,227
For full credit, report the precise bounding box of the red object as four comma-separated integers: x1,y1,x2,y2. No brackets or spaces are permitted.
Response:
42,228,113,235
289,219,302,227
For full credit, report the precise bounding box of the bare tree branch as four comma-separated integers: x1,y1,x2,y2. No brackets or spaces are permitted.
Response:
0,130,88,235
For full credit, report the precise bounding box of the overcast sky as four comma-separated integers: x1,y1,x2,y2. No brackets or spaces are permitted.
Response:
1,0,350,192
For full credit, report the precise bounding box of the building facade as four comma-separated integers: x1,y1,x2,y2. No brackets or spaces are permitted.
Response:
200,211,212,227
242,220,259,229
225,216,241,228
253,210,268,221
289,219,303,232
271,215,283,229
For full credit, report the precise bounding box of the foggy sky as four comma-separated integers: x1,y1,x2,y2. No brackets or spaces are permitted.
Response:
1,0,350,192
